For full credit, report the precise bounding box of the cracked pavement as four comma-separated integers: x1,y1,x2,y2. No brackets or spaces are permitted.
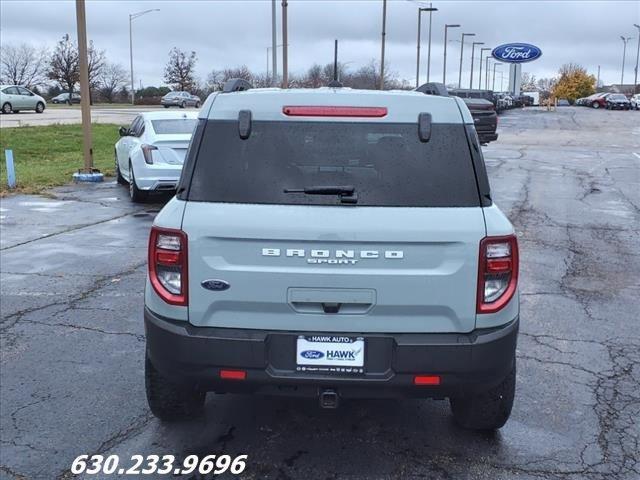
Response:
1,106,639,479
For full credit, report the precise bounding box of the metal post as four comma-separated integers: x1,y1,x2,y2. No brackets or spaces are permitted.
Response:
281,0,288,88
4,150,16,189
470,42,483,89
443,24,460,85
75,0,93,172
416,9,423,88
485,56,490,89
621,36,631,85
634,24,640,87
129,15,134,105
493,62,499,91
266,47,270,79
426,4,436,82
479,47,491,90
458,33,475,88
272,0,277,86
597,65,601,88
380,0,387,90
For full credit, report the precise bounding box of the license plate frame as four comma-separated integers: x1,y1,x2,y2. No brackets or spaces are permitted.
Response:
295,335,365,375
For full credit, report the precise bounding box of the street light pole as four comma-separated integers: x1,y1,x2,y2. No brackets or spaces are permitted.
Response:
458,32,475,88
620,36,632,85
272,0,277,86
479,47,491,89
493,62,501,91
426,4,437,82
416,6,438,88
282,0,288,88
443,24,460,85
470,41,484,89
129,8,159,105
485,56,491,89
633,24,640,87
380,0,387,90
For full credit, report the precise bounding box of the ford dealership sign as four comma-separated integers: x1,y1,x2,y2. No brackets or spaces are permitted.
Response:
492,43,542,63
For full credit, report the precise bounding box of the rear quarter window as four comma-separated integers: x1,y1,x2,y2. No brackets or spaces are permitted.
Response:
183,120,481,207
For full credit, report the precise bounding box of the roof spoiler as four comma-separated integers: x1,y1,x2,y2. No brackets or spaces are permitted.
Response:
222,78,253,93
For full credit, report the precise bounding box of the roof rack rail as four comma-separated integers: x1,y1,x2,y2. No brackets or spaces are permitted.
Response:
222,78,253,93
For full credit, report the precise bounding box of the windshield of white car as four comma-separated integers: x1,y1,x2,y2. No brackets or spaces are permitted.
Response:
151,119,198,135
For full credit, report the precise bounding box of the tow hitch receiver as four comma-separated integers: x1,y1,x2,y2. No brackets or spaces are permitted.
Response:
319,389,340,409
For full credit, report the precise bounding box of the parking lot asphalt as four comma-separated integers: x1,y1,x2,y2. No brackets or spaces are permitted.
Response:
0,105,199,128
1,107,639,479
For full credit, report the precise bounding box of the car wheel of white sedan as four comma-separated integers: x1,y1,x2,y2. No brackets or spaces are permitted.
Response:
2,103,12,114
35,102,45,114
129,161,147,203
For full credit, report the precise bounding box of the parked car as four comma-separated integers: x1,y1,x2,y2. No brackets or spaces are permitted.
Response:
144,80,519,430
114,111,199,202
631,93,640,110
586,93,609,109
161,91,201,108
0,85,46,113
575,97,587,106
51,92,81,104
605,94,630,110
461,97,498,144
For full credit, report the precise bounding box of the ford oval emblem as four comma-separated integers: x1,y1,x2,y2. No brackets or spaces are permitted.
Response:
301,350,324,360
201,279,230,291
491,43,542,63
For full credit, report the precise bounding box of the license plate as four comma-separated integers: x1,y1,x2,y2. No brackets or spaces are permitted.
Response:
296,335,365,374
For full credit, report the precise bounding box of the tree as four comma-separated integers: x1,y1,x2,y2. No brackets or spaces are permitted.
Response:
87,41,106,103
551,63,595,104
0,43,49,88
48,35,79,95
164,48,197,91
99,62,127,103
521,72,537,91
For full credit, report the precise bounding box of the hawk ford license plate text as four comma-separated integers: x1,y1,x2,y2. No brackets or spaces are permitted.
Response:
296,336,365,372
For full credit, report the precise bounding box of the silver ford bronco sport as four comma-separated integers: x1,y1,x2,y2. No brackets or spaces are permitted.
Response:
144,80,519,430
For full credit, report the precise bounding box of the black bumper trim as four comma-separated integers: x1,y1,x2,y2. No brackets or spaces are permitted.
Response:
145,308,518,398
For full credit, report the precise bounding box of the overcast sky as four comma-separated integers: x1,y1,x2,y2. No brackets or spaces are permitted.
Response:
1,0,639,90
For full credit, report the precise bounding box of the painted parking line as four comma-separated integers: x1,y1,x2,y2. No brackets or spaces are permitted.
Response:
633,152,640,160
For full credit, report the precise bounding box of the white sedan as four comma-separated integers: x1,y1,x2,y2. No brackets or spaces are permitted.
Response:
114,111,199,202
1,85,47,114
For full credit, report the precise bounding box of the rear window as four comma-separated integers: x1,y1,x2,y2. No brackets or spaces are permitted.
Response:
185,120,480,207
151,119,197,135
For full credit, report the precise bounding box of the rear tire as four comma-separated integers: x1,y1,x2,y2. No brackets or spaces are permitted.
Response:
35,102,45,113
164,105,170,108
591,102,599,109
128,161,147,203
450,363,516,430
115,151,127,185
195,102,200,108
180,101,186,109
145,354,205,421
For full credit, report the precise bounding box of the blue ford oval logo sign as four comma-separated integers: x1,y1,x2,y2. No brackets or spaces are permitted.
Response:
492,43,542,63
201,279,230,291
301,350,324,360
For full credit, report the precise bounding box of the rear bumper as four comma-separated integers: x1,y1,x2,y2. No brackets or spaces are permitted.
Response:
135,164,182,191
145,308,518,399
478,132,498,143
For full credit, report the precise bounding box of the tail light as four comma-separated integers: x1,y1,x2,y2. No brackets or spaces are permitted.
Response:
148,226,188,306
141,144,157,164
477,235,518,314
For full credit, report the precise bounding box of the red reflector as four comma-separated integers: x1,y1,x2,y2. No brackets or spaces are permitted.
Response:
486,258,512,273
282,106,388,117
414,375,441,386
156,250,181,265
220,369,246,380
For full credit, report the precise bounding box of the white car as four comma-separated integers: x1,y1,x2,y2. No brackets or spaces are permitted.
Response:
631,93,640,110
0,85,46,114
114,111,199,202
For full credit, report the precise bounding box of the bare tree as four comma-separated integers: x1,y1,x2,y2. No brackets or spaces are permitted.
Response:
99,62,127,103
48,35,79,96
87,41,106,103
164,48,197,92
521,72,538,91
0,43,49,88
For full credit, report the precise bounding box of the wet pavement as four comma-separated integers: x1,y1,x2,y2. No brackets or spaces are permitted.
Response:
1,107,639,479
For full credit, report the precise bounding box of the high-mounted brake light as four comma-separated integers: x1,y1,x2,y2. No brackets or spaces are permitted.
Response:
477,235,518,314
282,106,388,117
148,226,188,306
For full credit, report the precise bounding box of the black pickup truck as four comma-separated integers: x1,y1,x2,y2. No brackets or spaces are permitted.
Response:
416,83,498,144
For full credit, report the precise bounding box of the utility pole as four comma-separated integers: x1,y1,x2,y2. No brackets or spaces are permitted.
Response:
485,56,491,89
74,0,101,181
633,24,640,87
272,0,277,86
426,4,437,82
458,32,475,88
470,41,484,89
416,5,438,88
129,9,159,105
493,62,501,91
620,35,632,85
479,47,491,89
443,24,460,85
597,65,601,89
281,0,288,88
380,0,387,90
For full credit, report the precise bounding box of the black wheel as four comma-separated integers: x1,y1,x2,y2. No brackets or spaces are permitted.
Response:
66,99,72,106
128,161,147,203
145,354,205,421
2,103,13,114
115,151,127,185
180,101,186,109
195,102,200,108
591,102,599,109
450,363,516,430
163,104,170,108
35,102,45,113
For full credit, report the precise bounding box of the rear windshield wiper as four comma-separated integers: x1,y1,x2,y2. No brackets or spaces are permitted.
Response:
283,185,358,204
